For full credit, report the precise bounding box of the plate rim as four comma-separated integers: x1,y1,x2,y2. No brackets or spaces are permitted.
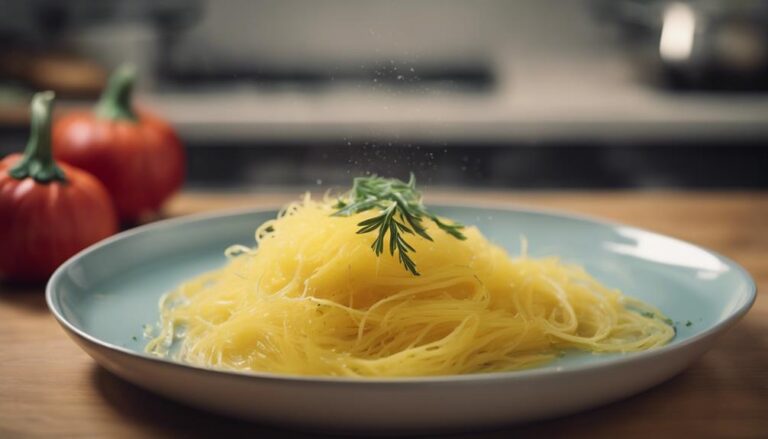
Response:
46,201,758,386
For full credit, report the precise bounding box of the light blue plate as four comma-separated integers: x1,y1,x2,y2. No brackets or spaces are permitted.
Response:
47,205,756,434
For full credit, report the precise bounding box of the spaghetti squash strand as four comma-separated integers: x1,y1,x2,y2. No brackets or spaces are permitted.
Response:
146,197,675,377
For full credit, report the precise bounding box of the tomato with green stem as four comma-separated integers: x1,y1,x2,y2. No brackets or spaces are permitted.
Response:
53,65,185,223
0,92,118,282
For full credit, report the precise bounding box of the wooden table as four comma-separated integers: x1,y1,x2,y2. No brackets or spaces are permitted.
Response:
2,191,766,438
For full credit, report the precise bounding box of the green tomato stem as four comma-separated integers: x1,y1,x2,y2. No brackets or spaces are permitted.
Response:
95,64,138,121
9,91,67,183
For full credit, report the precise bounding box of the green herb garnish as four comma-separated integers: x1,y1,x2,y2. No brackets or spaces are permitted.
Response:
639,311,674,325
333,174,466,275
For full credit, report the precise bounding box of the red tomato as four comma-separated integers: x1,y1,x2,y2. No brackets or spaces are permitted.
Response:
0,92,118,282
53,65,185,222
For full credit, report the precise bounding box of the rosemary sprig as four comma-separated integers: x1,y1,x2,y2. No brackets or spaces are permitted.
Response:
332,174,466,275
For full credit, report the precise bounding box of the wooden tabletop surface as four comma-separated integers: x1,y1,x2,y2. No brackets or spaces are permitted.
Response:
1,190,766,438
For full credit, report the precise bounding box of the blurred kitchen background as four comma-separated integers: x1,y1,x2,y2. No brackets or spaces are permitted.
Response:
1,0,767,190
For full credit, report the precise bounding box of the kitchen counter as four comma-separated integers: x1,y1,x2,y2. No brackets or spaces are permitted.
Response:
1,190,766,438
